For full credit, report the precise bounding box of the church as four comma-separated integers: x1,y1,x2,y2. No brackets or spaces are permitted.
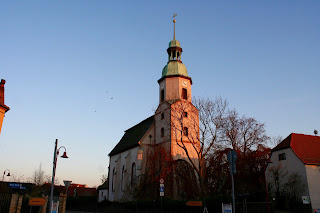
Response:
107,18,201,201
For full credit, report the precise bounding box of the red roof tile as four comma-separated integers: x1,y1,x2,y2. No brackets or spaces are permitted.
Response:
273,133,320,165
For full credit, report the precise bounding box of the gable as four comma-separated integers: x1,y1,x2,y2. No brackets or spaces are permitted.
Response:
109,115,154,156
273,133,320,165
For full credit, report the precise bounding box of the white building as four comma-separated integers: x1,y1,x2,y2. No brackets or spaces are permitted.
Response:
266,133,320,211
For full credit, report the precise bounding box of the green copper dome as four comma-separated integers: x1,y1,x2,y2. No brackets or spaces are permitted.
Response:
162,61,188,77
169,39,181,48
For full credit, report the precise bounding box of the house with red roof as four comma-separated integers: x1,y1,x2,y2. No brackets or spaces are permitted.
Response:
266,133,320,211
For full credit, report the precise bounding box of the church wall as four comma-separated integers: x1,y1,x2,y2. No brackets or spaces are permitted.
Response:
108,146,140,201
108,126,154,201
154,103,172,146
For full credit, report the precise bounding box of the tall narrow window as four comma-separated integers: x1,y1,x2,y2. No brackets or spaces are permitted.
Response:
161,113,164,120
112,168,115,191
131,163,136,185
183,112,188,117
182,88,187,99
183,127,188,136
161,128,164,138
121,166,125,191
161,90,164,102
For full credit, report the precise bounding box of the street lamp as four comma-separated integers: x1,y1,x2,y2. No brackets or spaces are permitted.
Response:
49,139,69,213
2,169,11,181
264,159,272,213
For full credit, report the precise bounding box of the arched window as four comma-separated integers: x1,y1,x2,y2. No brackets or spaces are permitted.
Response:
112,167,115,191
161,128,164,138
183,127,188,136
131,163,136,185
121,165,125,191
182,88,187,99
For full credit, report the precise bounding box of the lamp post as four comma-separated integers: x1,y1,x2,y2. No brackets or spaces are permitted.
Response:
264,159,272,213
2,169,11,181
49,139,69,213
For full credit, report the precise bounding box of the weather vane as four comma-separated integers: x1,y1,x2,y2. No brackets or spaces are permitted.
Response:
173,13,178,19
172,13,177,39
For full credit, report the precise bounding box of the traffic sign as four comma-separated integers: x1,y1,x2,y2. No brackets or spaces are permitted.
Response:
160,192,164,196
160,184,164,187
160,178,164,184
160,187,164,192
227,150,237,175
227,150,237,164
29,198,47,206
186,201,202,206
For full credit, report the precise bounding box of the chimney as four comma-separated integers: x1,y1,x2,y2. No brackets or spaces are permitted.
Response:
0,79,6,105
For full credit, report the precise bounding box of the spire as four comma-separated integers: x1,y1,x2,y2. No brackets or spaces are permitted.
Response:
160,15,190,79
173,13,177,39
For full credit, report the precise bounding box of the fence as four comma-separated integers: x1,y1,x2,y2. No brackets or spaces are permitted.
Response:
0,194,11,213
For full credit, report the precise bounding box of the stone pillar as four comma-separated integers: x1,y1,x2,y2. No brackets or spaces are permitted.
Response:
59,193,67,213
9,194,23,213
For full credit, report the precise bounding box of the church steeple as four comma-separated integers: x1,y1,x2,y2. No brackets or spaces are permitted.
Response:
158,16,193,104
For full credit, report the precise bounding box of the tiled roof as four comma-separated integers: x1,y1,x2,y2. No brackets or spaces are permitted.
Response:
273,133,320,165
108,115,154,156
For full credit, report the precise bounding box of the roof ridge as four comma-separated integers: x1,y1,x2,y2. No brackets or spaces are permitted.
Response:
125,115,154,132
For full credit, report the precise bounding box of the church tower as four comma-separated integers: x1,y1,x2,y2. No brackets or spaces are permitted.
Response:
155,17,200,167
154,17,200,199
157,18,192,104
0,79,10,135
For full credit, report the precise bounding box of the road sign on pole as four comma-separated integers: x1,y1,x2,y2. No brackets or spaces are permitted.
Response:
160,179,164,197
227,149,237,213
227,150,237,174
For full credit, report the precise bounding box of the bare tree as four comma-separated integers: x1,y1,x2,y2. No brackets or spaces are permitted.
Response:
170,97,229,196
31,163,46,186
221,110,270,155
170,96,270,197
101,174,107,184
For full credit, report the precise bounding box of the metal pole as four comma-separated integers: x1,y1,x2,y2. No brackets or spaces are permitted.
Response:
49,139,58,213
264,165,271,213
231,173,235,213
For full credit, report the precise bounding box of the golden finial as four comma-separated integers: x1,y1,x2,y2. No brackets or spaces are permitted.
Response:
172,13,177,39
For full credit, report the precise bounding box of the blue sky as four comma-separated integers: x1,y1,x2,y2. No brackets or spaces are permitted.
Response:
1,1,319,187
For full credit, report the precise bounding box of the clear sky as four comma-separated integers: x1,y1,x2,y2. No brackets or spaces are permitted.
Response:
1,1,319,187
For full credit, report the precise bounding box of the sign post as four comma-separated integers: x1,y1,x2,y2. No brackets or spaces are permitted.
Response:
160,178,164,213
228,150,237,213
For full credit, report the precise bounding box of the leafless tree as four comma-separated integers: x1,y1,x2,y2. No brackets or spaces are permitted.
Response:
101,174,107,184
30,163,46,186
221,110,270,155
170,97,229,196
170,96,270,196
